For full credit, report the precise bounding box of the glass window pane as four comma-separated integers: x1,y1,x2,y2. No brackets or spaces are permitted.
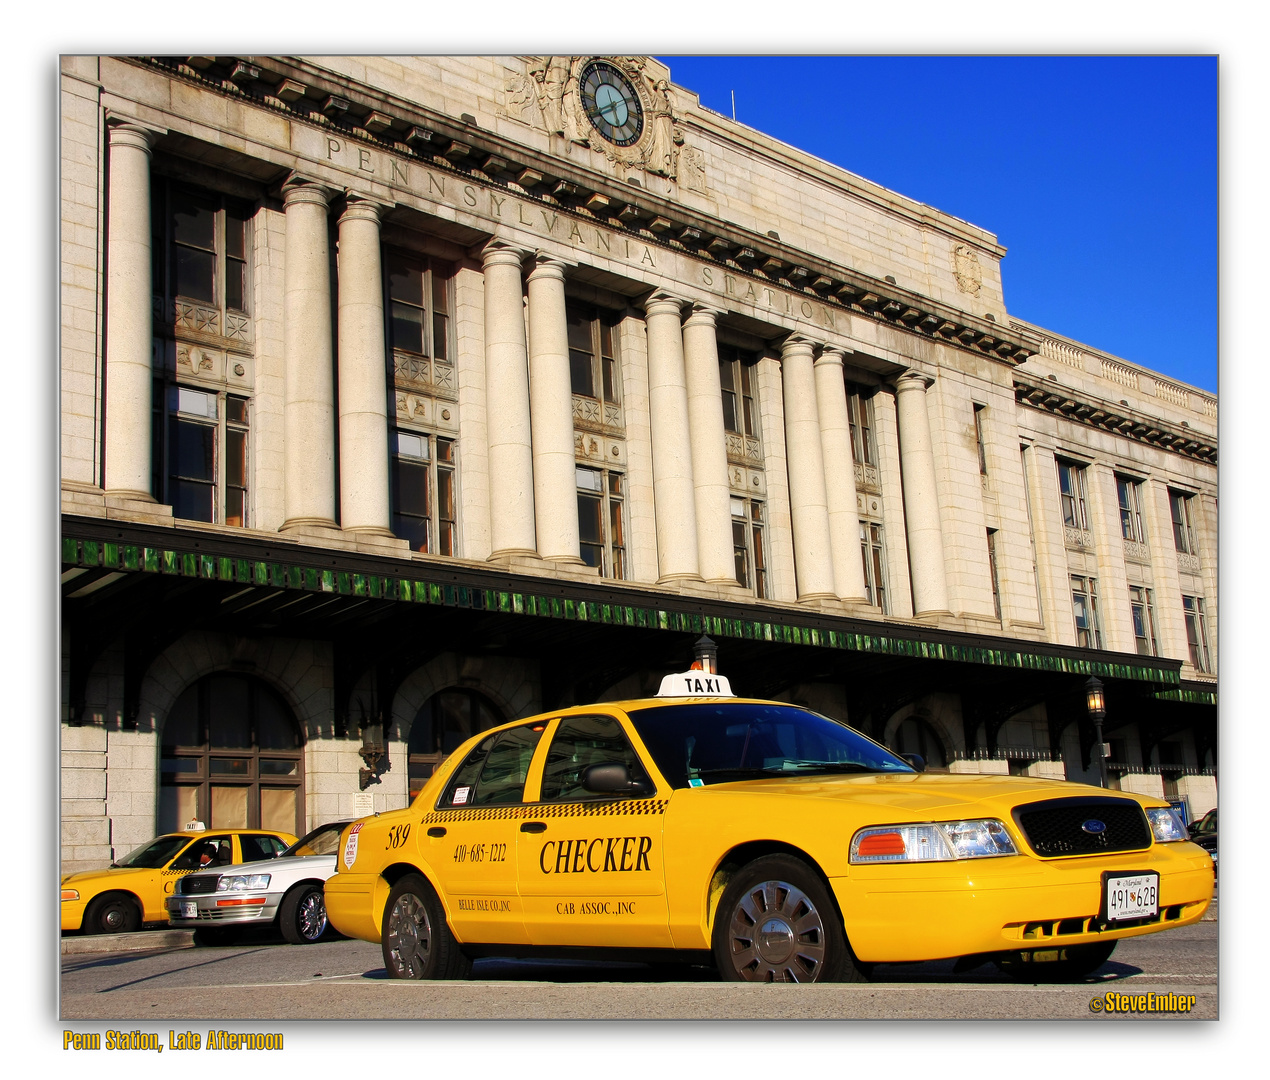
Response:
210,787,249,829
567,308,594,352
225,210,247,260
256,685,299,749
437,468,455,519
393,458,430,515
226,396,248,425
210,757,250,775
164,683,201,747
390,302,425,354
397,432,428,460
171,191,216,250
174,246,215,303
432,312,448,360
158,785,200,834
540,715,647,802
209,675,251,748
226,257,245,311
570,349,595,397
576,467,604,492
172,478,215,523
431,268,450,314
177,387,217,419
259,788,297,835
437,438,454,463
259,759,298,776
225,428,246,489
388,252,423,305
577,492,603,542
470,725,545,806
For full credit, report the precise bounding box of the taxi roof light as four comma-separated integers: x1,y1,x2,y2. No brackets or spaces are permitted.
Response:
656,671,735,698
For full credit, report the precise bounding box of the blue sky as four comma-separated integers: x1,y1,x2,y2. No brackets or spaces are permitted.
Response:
657,56,1217,393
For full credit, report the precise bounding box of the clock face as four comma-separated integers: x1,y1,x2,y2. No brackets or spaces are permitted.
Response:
579,61,644,147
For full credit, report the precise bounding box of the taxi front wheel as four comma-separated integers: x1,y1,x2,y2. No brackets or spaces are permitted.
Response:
381,875,470,980
712,855,865,983
83,893,140,935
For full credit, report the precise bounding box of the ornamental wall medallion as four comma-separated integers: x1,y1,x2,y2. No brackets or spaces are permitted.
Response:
952,244,983,296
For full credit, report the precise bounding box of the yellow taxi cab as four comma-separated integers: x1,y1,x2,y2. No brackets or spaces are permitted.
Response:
325,669,1214,983
61,824,298,934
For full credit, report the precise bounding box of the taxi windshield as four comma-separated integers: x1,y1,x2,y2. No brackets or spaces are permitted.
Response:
114,835,193,869
626,701,914,788
284,822,354,858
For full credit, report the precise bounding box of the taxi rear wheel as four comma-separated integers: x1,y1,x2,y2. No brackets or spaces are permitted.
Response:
994,941,1117,982
381,875,469,980
83,893,140,935
280,884,329,945
712,855,863,983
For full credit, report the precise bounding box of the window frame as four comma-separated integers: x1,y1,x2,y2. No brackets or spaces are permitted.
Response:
151,382,251,527
391,429,457,555
1128,585,1160,656
576,465,627,579
1116,474,1148,543
972,402,989,477
385,248,453,363
566,301,621,405
731,496,769,599
152,180,253,321
1056,458,1090,531
718,344,759,440
860,519,889,613
986,528,1002,620
846,383,877,468
1070,574,1103,649
1169,489,1198,555
1182,594,1211,672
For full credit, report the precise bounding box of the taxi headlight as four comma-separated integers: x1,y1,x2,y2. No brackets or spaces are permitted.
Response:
850,819,1018,863
216,874,271,892
1146,807,1188,843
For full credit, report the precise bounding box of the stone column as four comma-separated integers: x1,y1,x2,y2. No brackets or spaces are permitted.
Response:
642,293,700,582
780,336,836,600
482,243,537,559
103,122,159,499
895,370,951,615
526,254,582,563
336,196,392,536
281,179,338,530
815,345,867,601
682,304,736,584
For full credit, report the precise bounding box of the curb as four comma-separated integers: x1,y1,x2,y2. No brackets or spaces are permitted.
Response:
62,929,195,955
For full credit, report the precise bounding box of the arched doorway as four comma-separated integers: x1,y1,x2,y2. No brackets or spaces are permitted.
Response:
892,716,948,770
408,688,504,799
159,673,304,835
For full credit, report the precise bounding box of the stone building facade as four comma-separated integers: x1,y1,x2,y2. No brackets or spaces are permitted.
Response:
59,55,1217,871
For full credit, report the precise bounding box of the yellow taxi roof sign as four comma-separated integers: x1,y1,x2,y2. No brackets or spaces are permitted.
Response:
656,670,734,697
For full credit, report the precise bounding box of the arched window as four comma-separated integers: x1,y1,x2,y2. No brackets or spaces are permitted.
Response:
159,673,303,835
408,688,504,799
892,716,948,770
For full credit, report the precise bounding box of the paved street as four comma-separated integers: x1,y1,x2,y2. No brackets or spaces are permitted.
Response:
60,900,1216,1021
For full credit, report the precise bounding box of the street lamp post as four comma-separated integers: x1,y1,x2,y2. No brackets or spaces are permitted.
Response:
1085,675,1108,789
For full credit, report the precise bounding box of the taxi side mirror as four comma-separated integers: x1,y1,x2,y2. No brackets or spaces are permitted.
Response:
900,753,926,773
582,762,654,797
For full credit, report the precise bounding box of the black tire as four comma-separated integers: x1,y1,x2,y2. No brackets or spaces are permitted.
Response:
995,941,1117,982
280,883,329,945
381,874,470,980
192,926,239,947
712,854,865,983
83,893,140,935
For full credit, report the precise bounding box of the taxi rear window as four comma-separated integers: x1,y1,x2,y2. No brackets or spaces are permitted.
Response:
437,724,544,808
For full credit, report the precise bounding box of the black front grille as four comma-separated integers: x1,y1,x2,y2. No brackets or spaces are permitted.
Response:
1013,797,1152,857
177,874,220,895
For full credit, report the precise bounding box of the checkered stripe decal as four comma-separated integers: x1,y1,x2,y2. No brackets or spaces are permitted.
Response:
423,799,667,824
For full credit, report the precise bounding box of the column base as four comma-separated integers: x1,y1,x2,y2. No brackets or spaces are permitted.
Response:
543,554,587,566
488,548,541,562
656,572,705,586
796,591,840,604
103,491,174,526
913,608,954,620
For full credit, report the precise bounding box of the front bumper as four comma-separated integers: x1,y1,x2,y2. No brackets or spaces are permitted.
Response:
60,898,87,932
834,842,1214,963
165,893,283,927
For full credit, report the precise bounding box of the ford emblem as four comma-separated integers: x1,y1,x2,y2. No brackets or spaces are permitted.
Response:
1081,819,1108,834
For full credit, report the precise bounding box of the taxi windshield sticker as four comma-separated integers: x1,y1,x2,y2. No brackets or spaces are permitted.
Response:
453,786,471,806
342,822,363,869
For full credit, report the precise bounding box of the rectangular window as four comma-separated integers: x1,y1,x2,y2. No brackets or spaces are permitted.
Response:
566,302,620,403
973,403,989,476
718,344,758,437
1056,459,1090,530
1128,585,1159,656
846,384,877,467
154,384,250,526
1070,575,1102,649
154,182,252,316
860,520,888,613
1182,595,1210,672
731,497,768,599
391,431,456,554
576,466,626,579
1170,490,1197,554
387,251,452,360
986,528,1001,619
1116,475,1147,543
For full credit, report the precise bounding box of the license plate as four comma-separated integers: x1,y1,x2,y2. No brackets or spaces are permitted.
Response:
180,902,197,919
1103,872,1159,921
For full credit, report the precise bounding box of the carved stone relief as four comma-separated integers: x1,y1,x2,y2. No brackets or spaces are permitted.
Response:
502,56,708,190
952,244,983,296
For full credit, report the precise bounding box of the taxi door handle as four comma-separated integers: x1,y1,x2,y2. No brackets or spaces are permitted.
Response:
427,827,446,838
520,822,547,834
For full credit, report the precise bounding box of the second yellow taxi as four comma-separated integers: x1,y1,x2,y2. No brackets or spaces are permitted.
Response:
325,670,1213,982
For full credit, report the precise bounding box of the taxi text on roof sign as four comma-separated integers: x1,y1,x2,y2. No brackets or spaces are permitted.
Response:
656,671,734,697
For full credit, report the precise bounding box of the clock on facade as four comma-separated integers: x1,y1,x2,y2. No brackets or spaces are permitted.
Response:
579,60,644,147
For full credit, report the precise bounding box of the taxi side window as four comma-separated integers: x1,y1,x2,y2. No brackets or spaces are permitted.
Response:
241,835,286,861
170,834,231,870
540,715,649,802
438,725,545,808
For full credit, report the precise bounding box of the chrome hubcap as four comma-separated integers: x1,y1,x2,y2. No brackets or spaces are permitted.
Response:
726,879,827,982
386,892,431,976
297,891,327,941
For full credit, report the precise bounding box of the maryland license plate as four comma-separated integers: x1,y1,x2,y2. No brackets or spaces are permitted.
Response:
1103,872,1159,921
180,901,197,919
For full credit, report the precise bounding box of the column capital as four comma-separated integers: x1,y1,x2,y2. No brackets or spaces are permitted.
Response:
684,302,724,327
815,343,849,368
779,334,817,359
338,193,389,224
105,118,163,154
282,176,334,209
895,368,934,393
528,252,571,281
642,290,687,318
481,240,530,270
